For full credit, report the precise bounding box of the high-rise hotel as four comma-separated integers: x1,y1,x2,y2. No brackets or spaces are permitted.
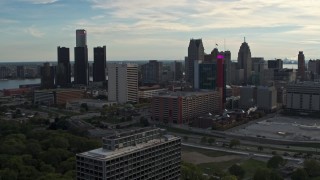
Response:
74,29,89,85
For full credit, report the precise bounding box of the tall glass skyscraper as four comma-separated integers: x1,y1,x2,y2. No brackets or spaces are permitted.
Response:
74,29,89,85
56,46,71,87
93,46,107,82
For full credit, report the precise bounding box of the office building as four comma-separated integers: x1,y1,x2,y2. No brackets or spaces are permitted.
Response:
286,82,320,112
33,90,55,105
56,46,71,87
308,60,320,80
185,39,204,86
3,88,32,97
237,38,252,84
229,62,239,84
251,57,264,71
239,86,256,109
171,61,183,81
256,86,277,112
138,85,167,100
141,60,163,84
74,29,89,85
195,54,226,103
224,51,232,85
34,89,85,105
273,69,296,82
204,48,218,63
40,62,55,89
0,66,10,79
268,59,283,70
93,46,107,82
16,65,25,78
252,58,266,85
198,63,216,90
152,91,222,124
108,63,138,103
76,127,181,180
297,51,305,81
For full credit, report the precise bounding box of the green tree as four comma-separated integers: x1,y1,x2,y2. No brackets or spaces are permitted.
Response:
26,141,42,158
291,168,308,180
18,165,40,180
181,162,205,180
267,155,285,169
0,168,18,180
36,173,70,180
207,138,215,145
269,171,283,180
58,157,75,174
221,175,237,180
39,162,55,173
40,148,72,168
51,136,70,149
228,164,245,179
140,117,149,127
80,103,88,112
200,136,207,144
304,159,320,177
229,139,240,148
183,136,189,142
253,168,271,180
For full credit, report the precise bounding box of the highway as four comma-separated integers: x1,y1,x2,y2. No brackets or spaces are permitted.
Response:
182,142,304,163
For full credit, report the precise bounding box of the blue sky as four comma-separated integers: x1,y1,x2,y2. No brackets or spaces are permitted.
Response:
1,0,320,62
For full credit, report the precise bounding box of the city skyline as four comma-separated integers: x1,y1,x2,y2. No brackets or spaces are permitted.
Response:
1,0,320,61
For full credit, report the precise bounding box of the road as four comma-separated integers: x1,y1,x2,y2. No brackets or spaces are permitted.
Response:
182,143,304,163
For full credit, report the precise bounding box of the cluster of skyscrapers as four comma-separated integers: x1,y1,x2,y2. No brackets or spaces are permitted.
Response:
41,29,107,89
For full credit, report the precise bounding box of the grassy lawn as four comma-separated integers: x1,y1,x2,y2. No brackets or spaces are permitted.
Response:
198,159,240,177
194,158,266,179
241,158,267,179
182,145,267,179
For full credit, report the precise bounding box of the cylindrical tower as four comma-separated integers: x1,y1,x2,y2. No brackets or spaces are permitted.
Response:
76,29,87,47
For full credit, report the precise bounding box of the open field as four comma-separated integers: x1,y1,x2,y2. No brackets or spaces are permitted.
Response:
182,146,267,179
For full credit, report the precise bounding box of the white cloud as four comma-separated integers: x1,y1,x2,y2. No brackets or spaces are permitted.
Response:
21,0,58,4
88,0,320,33
26,26,45,38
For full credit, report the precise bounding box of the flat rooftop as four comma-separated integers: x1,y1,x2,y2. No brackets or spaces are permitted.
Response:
78,135,179,160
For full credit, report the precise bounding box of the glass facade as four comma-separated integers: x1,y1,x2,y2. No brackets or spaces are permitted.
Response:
199,63,216,90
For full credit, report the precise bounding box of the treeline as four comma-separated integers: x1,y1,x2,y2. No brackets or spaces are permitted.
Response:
0,119,101,180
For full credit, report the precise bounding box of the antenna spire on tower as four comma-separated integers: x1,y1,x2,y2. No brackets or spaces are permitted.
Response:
244,37,246,42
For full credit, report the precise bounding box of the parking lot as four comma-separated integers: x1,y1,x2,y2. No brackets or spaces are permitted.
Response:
229,115,320,141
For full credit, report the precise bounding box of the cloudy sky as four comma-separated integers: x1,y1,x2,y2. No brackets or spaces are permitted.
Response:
1,0,320,62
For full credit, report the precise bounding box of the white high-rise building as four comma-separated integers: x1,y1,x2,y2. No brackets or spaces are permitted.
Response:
108,63,138,103
76,128,181,180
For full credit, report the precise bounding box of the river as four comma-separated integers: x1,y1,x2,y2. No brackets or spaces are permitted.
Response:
0,78,41,90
